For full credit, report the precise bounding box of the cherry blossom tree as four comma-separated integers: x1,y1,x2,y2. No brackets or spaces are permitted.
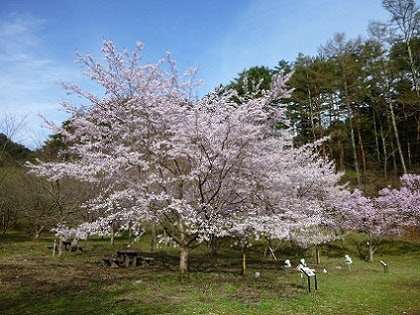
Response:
377,174,420,232
343,189,401,262
28,41,348,273
226,203,330,275
241,137,347,265
342,175,420,262
211,133,348,273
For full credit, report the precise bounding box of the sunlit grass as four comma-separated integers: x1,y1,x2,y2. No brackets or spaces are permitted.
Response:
1,231,419,314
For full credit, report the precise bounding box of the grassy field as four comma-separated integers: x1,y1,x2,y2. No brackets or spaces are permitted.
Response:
1,232,419,315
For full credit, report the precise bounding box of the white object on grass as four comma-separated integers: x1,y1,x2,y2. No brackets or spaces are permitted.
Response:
345,254,353,264
345,254,353,271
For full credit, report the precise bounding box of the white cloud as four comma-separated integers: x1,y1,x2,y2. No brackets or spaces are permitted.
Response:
0,14,47,63
0,13,84,148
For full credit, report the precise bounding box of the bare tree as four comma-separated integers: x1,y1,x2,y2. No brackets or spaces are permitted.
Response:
0,108,28,161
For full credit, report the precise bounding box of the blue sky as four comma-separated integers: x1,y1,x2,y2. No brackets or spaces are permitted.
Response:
0,0,390,148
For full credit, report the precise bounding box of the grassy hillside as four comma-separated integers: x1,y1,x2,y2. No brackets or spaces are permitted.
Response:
1,232,419,314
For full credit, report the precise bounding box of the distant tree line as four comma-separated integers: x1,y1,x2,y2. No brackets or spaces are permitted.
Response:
227,0,420,188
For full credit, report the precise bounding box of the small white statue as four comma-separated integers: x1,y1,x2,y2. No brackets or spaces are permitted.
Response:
345,254,353,264
254,271,260,279
345,254,353,271
300,258,307,267
296,263,305,281
323,267,328,274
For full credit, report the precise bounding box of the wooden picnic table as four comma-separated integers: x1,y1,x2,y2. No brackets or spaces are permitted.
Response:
103,250,156,268
116,250,139,267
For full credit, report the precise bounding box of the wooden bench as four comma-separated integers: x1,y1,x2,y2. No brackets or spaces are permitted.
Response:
136,256,155,266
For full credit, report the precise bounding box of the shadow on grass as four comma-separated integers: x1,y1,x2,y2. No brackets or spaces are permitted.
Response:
0,232,33,243
1,284,182,315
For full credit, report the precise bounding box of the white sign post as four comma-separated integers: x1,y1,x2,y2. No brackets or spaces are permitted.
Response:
380,260,388,273
299,267,318,293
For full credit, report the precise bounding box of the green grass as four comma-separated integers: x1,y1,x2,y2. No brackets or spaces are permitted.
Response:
1,231,420,314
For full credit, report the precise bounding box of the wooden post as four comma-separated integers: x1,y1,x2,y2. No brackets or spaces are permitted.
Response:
315,247,320,264
241,251,247,276
52,239,57,257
